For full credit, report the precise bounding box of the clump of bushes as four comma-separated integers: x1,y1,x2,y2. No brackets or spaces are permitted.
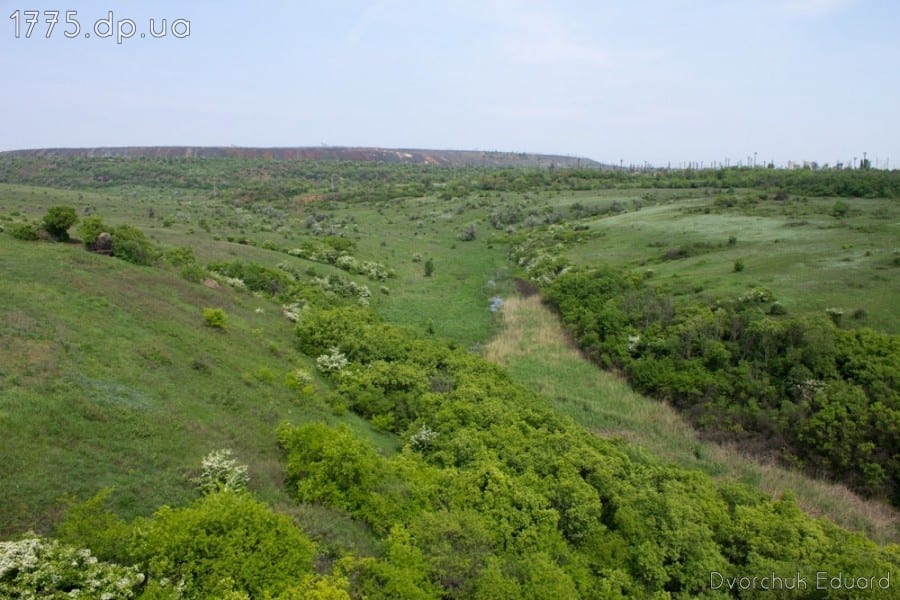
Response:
8,222,40,241
6,206,79,242
78,216,158,265
202,308,228,329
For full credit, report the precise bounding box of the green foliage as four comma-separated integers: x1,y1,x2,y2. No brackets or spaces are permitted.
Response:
424,257,434,277
203,307,228,329
832,199,850,217
278,423,389,517
546,267,900,504
733,258,745,272
41,205,78,241
111,224,157,265
128,492,317,598
8,221,39,240
283,305,900,597
163,245,196,266
77,214,106,247
209,260,293,298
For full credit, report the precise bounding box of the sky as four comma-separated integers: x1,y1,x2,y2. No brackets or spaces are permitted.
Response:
1,0,898,167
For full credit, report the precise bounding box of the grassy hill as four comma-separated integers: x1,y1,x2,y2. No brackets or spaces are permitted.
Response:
0,157,897,597
0,233,396,537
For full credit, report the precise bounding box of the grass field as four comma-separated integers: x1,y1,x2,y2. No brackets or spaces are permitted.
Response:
552,192,899,332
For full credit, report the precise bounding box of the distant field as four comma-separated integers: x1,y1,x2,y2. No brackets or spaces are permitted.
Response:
540,191,899,332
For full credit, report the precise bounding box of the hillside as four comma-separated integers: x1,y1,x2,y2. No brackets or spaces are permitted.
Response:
0,145,605,168
0,159,898,598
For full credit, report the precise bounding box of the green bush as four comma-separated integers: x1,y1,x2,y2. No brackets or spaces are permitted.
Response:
128,492,317,598
832,200,850,218
8,222,39,241
42,205,78,241
203,307,228,329
111,224,157,265
733,259,745,272
77,215,107,248
164,245,195,266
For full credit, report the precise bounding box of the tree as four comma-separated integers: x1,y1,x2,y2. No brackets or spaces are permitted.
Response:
424,258,434,277
42,205,78,241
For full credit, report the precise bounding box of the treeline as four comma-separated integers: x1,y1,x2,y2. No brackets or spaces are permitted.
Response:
545,268,900,506
2,157,896,207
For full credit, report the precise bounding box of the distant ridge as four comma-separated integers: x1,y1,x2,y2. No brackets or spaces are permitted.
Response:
0,146,606,168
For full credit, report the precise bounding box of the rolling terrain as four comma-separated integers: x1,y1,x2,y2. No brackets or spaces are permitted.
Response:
0,153,897,597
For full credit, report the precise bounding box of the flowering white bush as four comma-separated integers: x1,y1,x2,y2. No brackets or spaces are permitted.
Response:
335,254,358,271
222,276,246,290
409,424,439,451
627,334,642,355
0,535,144,598
282,302,305,323
316,347,349,374
196,449,249,494
294,368,313,386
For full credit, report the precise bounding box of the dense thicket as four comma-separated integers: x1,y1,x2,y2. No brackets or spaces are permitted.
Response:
545,268,900,506
283,306,899,597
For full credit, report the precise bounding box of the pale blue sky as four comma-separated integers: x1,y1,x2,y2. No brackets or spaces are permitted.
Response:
2,0,898,166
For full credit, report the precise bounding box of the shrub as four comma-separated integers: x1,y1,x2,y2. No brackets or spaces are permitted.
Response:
203,308,228,329
316,347,349,374
180,263,206,283
164,245,195,266
458,224,477,241
42,205,78,241
424,258,434,277
0,536,143,598
8,222,39,241
733,259,745,272
768,301,787,315
77,215,107,248
831,200,849,218
111,224,157,265
128,492,316,598
195,449,249,494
